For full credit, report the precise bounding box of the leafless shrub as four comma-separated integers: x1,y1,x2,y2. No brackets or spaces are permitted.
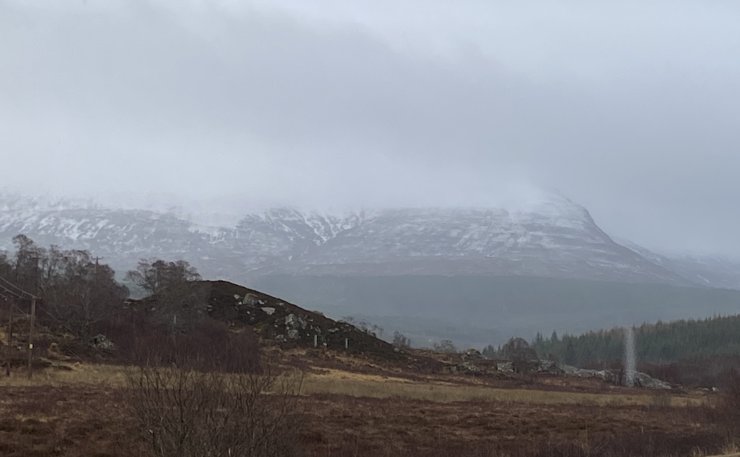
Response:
127,360,303,457
125,318,303,457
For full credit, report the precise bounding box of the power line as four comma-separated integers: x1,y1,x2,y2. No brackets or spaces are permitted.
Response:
0,283,23,299
0,278,24,298
0,275,38,378
0,275,37,299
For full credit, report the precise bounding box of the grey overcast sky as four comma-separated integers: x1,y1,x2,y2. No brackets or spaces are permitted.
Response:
1,0,739,257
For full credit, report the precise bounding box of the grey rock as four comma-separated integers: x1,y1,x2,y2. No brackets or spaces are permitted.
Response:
497,361,514,373
285,313,307,330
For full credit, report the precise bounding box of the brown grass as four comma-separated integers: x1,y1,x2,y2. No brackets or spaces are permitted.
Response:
300,368,706,407
0,363,729,457
0,383,722,457
4,363,708,408
0,363,127,388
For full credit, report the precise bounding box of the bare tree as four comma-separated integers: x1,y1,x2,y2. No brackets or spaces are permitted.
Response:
12,234,42,293
41,249,128,340
0,252,12,278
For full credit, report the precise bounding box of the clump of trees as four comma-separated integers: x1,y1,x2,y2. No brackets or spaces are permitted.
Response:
0,235,215,352
126,259,207,330
1,235,128,341
126,259,201,296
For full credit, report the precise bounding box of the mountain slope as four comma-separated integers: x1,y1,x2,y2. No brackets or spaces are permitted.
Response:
273,202,689,285
619,238,740,290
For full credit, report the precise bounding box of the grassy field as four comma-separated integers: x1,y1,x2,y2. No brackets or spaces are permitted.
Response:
2,362,707,408
0,362,731,457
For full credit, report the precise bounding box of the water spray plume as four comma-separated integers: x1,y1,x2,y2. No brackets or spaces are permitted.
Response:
624,327,636,387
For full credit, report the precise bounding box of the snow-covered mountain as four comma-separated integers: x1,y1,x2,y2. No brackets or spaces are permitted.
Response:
0,192,702,286
6,191,740,346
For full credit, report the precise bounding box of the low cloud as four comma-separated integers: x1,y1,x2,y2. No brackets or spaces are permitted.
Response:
1,0,739,256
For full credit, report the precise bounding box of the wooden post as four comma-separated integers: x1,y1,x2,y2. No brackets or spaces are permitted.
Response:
5,298,12,377
27,297,36,379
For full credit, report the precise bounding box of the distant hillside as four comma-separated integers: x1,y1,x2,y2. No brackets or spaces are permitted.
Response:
253,275,740,347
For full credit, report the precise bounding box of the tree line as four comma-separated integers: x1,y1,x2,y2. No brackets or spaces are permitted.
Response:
529,315,740,368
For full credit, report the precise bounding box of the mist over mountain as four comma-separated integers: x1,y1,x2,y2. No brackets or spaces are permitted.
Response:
2,191,740,346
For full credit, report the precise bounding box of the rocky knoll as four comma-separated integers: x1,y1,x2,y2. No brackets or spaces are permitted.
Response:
200,280,401,358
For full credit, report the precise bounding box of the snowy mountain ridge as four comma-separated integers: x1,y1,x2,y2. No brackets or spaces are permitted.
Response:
1,192,738,289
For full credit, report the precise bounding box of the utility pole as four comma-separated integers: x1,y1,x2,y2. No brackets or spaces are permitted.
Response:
0,276,38,378
27,296,36,379
4,296,12,377
27,255,40,379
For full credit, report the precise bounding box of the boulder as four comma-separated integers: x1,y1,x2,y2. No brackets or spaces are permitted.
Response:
90,334,115,351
